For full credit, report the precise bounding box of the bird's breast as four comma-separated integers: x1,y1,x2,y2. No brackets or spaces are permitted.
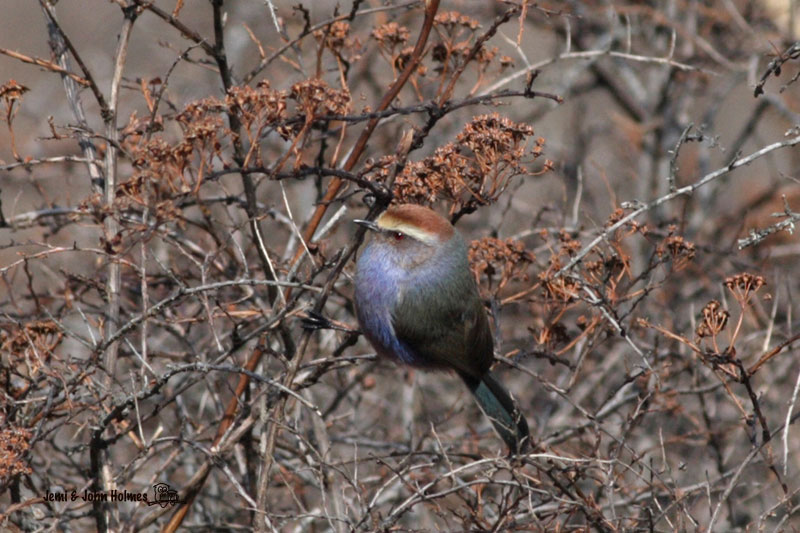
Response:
354,244,425,366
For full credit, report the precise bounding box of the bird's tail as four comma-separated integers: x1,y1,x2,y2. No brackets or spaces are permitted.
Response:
460,372,530,453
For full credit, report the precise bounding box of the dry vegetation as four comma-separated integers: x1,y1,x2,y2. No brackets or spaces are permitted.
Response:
2,0,800,531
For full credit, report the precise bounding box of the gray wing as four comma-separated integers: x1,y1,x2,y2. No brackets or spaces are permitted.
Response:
392,273,494,378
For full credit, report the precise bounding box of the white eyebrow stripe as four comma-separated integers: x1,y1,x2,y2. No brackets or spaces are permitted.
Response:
377,220,437,244
400,226,436,243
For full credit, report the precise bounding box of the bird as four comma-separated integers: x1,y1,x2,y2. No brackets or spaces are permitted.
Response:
353,203,530,452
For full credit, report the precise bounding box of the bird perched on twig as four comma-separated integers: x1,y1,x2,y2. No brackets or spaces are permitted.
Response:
354,204,529,452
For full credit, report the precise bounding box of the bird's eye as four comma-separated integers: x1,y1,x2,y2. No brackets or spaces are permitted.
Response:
393,231,405,241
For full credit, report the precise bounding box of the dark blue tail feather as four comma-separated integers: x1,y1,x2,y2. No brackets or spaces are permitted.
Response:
460,372,530,453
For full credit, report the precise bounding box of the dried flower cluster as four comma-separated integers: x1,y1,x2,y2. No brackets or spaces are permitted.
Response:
658,234,696,270
0,78,28,112
0,425,32,482
643,271,771,404
1,78,29,160
584,254,627,296
370,10,512,91
102,77,350,225
469,236,533,294
392,114,543,215
315,20,361,60
289,77,352,119
430,11,508,85
538,269,580,304
1,320,61,377
371,22,410,52
724,272,766,303
227,80,289,133
696,299,730,339
434,11,480,31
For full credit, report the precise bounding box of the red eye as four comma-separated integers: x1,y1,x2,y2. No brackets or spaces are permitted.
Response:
393,231,405,241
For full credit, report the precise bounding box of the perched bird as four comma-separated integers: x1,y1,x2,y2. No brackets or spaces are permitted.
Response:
354,204,529,452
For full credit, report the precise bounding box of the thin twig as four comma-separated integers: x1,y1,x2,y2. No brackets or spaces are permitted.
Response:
557,133,800,278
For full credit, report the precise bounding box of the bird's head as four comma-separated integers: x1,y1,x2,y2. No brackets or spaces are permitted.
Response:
355,204,454,244
354,204,459,267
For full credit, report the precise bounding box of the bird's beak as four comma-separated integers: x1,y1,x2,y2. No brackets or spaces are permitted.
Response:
353,219,380,232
